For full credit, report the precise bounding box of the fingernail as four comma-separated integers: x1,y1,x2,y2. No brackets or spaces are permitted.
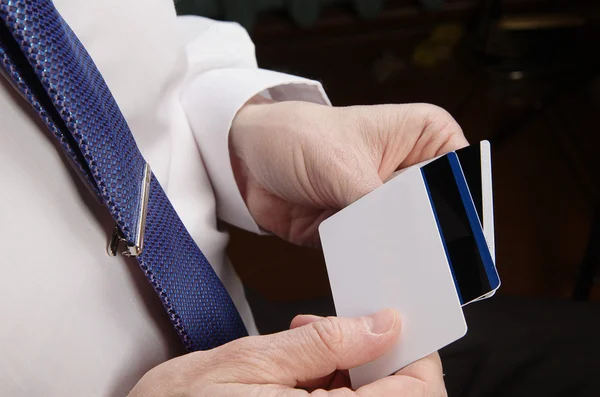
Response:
365,309,397,335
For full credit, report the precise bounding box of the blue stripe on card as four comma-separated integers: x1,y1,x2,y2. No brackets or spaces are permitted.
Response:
447,153,500,290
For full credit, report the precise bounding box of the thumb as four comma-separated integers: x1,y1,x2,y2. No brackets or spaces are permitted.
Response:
217,309,401,386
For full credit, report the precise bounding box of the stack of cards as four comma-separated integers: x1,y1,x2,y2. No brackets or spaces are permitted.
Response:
319,141,500,388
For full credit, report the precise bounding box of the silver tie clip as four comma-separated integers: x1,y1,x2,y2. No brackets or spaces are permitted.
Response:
108,163,151,257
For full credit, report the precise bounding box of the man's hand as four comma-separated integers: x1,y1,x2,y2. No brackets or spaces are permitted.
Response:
230,99,468,245
129,309,447,396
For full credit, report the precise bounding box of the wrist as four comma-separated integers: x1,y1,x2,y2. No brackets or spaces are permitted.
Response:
229,95,283,236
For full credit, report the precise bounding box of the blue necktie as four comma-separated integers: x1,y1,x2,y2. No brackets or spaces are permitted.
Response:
0,0,248,350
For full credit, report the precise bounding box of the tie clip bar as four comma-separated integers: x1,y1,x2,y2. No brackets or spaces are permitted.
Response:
108,163,151,257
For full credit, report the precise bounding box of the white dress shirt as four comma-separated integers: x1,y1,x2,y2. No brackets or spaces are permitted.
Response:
0,1,328,395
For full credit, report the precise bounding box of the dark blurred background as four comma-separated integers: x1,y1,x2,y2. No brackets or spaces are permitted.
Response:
177,0,600,333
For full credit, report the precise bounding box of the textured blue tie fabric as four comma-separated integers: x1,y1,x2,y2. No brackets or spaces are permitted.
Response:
0,0,248,350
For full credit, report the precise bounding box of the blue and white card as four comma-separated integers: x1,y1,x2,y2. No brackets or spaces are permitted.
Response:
319,141,500,388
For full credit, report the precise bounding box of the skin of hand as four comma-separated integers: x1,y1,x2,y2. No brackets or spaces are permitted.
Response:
230,98,469,246
128,309,447,397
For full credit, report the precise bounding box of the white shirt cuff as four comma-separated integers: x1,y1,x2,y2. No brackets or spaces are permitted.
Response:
181,68,331,234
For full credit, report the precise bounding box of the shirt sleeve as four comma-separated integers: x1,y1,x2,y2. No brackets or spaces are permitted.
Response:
178,16,331,234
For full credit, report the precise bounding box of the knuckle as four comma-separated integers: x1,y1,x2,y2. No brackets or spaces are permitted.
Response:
310,317,346,356
214,338,249,363
416,104,465,155
420,103,455,121
419,103,460,130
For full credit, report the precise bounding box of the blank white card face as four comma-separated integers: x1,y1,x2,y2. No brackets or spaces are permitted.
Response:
319,166,468,389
